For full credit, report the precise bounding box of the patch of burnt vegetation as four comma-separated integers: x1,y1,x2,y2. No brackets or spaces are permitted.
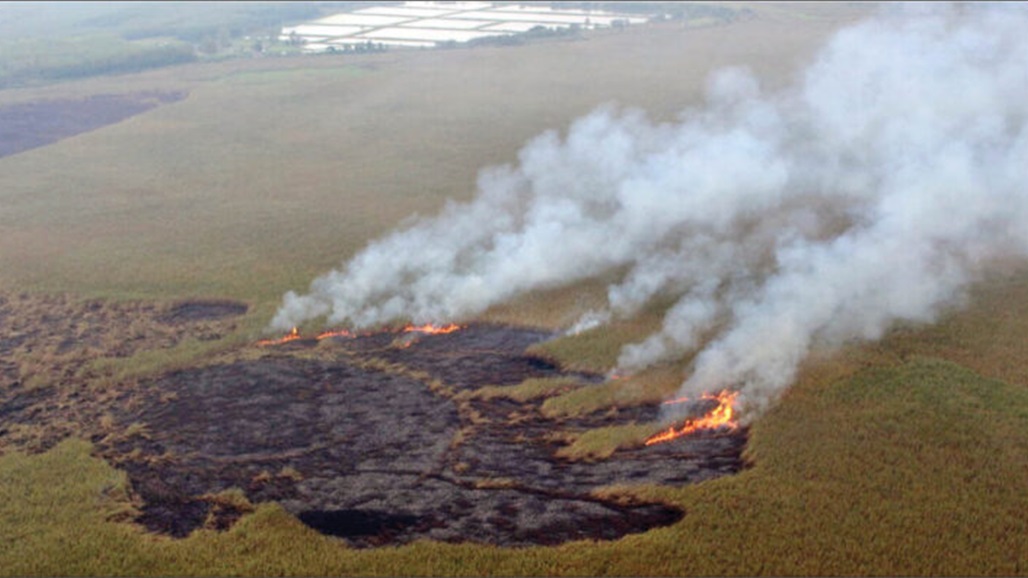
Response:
298,510,425,542
0,296,743,547
158,299,248,324
0,91,187,159
0,292,243,453
95,324,745,548
365,323,600,391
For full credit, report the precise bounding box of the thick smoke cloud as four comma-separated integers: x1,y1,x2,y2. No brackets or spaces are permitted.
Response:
272,4,1028,416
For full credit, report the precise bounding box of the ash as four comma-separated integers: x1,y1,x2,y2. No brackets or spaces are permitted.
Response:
102,324,745,547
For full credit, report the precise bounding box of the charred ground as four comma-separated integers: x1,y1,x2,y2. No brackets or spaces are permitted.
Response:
0,90,187,159
0,295,746,548
0,294,244,452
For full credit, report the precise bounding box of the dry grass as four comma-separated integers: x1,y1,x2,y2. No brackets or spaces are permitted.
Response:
541,362,686,418
2,346,1026,576
0,12,848,304
460,376,584,403
553,423,658,461
8,4,1026,576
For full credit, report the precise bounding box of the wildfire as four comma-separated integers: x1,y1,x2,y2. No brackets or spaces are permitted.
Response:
402,323,463,335
257,320,466,343
256,327,301,347
256,323,463,348
644,390,740,446
316,328,354,340
661,395,691,406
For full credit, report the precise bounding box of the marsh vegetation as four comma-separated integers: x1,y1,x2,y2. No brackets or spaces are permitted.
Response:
1,3,1025,576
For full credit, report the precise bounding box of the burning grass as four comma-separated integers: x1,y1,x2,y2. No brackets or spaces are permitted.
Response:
0,296,745,551
3,351,1026,575
0,3,1021,572
5,269,1028,572
90,323,742,548
645,391,740,446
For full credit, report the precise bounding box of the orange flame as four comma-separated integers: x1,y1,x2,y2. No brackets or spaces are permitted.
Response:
402,323,463,335
661,395,691,406
316,328,354,340
645,390,740,446
258,323,462,347
256,327,301,347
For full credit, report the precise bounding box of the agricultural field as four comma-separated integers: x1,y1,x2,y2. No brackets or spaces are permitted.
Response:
281,2,652,51
1,2,1027,576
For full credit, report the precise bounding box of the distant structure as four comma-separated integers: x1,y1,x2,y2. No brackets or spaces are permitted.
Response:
280,1,650,53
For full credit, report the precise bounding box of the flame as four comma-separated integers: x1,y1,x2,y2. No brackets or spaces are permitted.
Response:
391,323,463,349
316,328,353,340
256,327,301,347
402,323,463,335
257,323,461,347
661,395,691,406
645,390,740,446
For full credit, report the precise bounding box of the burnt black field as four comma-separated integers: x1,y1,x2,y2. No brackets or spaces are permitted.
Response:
97,323,746,547
0,91,186,159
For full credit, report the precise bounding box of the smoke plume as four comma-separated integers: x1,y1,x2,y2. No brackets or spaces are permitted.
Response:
272,4,1028,416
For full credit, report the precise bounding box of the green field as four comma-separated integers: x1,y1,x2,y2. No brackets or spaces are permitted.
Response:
2,3,1027,575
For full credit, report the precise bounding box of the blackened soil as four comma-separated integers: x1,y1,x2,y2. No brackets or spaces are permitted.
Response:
356,323,595,391
299,509,424,540
0,91,187,159
0,292,245,453
102,323,746,548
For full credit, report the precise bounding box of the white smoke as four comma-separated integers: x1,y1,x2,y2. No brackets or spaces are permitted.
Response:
566,309,612,336
272,4,1028,415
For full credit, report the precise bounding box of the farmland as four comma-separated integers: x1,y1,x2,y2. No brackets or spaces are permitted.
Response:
1,2,1027,576
281,2,652,51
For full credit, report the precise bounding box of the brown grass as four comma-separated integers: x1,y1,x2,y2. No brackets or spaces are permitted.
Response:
2,342,1026,575
460,376,584,403
0,12,851,305
14,5,1028,576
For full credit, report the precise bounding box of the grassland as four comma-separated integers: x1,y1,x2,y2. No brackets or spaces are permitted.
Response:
0,6,858,306
3,330,1026,575
4,3,1027,575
